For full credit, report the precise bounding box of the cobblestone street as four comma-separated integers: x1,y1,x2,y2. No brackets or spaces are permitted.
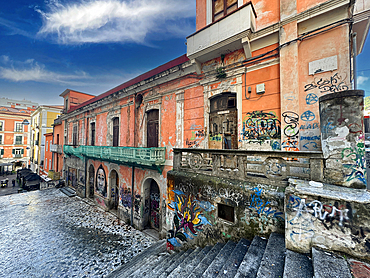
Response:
0,188,155,278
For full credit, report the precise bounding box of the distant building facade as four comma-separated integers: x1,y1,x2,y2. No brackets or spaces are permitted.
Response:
0,106,33,172
30,105,63,174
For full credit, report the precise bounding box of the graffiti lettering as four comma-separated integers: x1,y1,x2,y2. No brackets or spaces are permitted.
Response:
304,73,349,93
186,124,204,148
300,136,321,141
249,187,283,220
282,111,299,137
342,141,366,184
300,123,319,130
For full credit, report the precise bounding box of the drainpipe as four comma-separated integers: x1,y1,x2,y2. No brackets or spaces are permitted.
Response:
131,166,135,227
353,32,357,89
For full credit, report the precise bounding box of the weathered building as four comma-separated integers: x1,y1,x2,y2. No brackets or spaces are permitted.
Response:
60,0,370,259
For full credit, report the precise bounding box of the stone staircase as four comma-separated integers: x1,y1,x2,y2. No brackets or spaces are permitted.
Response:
59,186,76,197
107,233,354,278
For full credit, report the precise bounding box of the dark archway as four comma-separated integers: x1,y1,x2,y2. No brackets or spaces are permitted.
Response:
88,165,95,198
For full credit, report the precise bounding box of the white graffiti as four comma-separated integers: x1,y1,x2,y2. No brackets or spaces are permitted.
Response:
290,196,349,227
218,188,244,206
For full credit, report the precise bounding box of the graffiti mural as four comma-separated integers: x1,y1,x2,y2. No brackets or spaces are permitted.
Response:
96,166,107,197
242,111,281,141
167,190,212,247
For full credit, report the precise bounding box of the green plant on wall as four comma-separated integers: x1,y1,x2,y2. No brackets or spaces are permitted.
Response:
216,67,226,79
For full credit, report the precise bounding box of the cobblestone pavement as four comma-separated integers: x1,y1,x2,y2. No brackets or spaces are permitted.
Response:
0,188,155,278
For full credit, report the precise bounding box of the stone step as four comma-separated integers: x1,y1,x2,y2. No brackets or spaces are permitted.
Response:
59,187,76,197
283,249,313,278
235,236,268,278
216,238,251,278
186,242,226,278
106,239,166,278
130,252,169,278
182,246,213,277
312,248,352,278
158,249,194,278
167,248,202,278
202,240,237,278
256,233,286,278
148,251,184,278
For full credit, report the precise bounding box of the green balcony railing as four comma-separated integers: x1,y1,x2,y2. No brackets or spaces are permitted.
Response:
64,145,166,172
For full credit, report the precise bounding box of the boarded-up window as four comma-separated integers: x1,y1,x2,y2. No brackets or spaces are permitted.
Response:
147,110,159,148
213,0,237,21
72,125,78,146
113,117,119,147
91,123,95,146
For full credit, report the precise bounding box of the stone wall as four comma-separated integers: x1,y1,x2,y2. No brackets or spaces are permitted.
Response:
285,178,370,261
166,171,285,248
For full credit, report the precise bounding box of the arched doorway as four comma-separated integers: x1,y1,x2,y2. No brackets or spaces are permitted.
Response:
88,165,95,198
149,180,160,230
109,170,119,210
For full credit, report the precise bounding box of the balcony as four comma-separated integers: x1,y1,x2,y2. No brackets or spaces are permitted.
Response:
50,144,63,154
15,142,23,145
64,145,166,172
186,3,256,63
173,148,325,187
14,154,23,158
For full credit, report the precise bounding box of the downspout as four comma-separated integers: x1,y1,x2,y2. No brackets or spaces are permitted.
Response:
353,32,357,89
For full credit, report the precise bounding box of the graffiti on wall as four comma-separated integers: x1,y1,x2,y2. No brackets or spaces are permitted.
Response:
249,187,283,219
287,195,351,242
242,111,281,141
281,111,299,151
167,190,212,247
185,124,205,148
120,187,142,216
150,192,160,229
304,73,349,94
342,140,366,184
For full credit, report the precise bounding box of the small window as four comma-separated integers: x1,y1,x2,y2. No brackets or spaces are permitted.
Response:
45,159,47,169
15,136,22,145
218,203,235,222
0,121,3,131
91,123,95,146
213,0,237,21
0,134,2,144
15,123,23,132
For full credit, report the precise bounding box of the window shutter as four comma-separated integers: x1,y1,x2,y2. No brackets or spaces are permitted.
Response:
12,149,15,154
1,149,4,155
21,149,24,154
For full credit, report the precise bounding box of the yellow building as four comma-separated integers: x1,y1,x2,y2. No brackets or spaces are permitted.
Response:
30,105,63,174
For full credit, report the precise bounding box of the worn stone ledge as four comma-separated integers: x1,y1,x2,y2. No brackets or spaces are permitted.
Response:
289,178,370,203
285,178,370,261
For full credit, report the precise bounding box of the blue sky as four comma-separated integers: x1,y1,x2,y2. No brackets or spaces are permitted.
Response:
0,0,369,106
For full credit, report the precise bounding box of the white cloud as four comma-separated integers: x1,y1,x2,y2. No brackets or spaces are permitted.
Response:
37,0,195,44
358,75,369,86
0,58,90,85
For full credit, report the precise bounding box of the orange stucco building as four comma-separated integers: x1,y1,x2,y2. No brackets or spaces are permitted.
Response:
0,106,33,171
60,0,369,240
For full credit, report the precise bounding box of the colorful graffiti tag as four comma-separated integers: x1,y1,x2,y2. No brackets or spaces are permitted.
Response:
167,190,212,247
342,141,366,184
249,187,283,219
242,111,281,141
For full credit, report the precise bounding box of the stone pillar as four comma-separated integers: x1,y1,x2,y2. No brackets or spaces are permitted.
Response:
319,90,366,189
